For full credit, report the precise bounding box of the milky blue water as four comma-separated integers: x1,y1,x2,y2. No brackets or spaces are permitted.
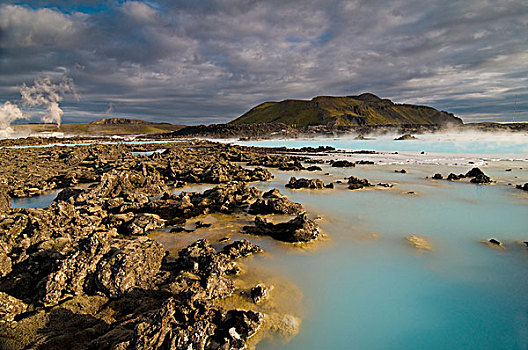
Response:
10,190,59,209
250,164,528,350
233,132,528,155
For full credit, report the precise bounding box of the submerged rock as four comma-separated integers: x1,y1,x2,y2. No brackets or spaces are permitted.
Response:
243,214,320,243
405,235,433,251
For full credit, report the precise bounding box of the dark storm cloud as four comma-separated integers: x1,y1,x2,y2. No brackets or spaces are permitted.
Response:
1,0,527,124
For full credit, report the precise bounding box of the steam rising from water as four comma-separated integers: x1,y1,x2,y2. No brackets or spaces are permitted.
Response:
0,101,27,138
20,76,77,127
0,76,77,137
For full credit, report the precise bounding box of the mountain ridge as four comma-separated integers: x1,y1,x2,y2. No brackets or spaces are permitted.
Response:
230,93,463,127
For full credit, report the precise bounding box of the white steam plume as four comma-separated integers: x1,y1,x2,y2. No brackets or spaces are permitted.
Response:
20,76,77,127
0,101,27,137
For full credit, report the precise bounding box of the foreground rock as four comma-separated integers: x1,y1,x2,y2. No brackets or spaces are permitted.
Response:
0,140,308,349
244,214,320,242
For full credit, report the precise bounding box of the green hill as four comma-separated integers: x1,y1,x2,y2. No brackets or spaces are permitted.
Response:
230,93,462,127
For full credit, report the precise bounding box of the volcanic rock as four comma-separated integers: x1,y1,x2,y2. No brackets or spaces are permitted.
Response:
331,160,355,168
248,189,304,215
285,177,325,189
243,214,320,242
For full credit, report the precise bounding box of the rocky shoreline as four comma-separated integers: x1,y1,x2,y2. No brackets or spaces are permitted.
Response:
0,140,321,349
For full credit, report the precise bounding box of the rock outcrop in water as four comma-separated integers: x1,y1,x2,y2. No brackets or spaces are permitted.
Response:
347,176,372,190
243,214,320,242
331,159,356,168
515,183,528,191
248,189,305,215
285,177,328,189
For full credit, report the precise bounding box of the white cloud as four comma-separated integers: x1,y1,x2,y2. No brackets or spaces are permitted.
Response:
0,0,527,123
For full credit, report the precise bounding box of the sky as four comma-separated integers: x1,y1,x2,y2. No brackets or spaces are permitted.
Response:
1,0,527,125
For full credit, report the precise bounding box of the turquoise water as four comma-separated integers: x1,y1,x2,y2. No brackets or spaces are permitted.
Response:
10,190,59,209
234,132,528,155
0,139,184,150
250,166,528,350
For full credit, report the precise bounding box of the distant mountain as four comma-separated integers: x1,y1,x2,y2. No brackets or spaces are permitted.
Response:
230,93,462,127
14,118,185,136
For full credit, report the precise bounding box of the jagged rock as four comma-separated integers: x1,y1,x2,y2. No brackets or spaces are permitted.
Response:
220,240,263,260
54,187,83,202
126,298,262,350
173,239,237,299
356,160,374,165
432,173,443,180
169,161,272,183
447,173,464,181
0,252,12,278
210,309,263,348
279,160,304,171
41,231,113,306
126,297,221,350
125,213,166,235
146,182,262,222
465,167,485,178
347,176,371,190
0,184,10,213
0,292,28,323
377,183,393,188
95,237,164,298
331,160,355,167
195,221,212,229
395,134,417,140
470,174,492,184
248,189,304,215
243,214,320,242
249,284,273,304
516,183,528,191
285,177,325,189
